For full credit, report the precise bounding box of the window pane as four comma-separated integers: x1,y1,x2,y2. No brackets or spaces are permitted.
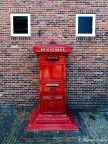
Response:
13,16,28,34
78,16,92,34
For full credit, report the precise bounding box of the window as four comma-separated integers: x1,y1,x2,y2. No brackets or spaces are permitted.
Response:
76,14,96,37
10,14,31,36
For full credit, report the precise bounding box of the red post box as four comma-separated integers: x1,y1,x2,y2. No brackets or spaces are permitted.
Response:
27,40,79,131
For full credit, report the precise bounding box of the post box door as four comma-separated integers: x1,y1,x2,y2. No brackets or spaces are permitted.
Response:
40,82,65,96
40,82,66,114
40,64,65,81
40,56,66,81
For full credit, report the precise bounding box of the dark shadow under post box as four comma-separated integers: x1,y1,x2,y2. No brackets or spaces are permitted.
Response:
27,40,79,131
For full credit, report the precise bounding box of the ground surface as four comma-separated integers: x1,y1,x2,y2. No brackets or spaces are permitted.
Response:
0,108,108,144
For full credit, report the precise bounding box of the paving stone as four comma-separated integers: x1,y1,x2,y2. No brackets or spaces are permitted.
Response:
0,109,16,143
79,112,108,144
0,108,108,144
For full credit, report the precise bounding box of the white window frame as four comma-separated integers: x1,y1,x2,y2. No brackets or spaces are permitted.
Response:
76,14,96,37
10,13,31,37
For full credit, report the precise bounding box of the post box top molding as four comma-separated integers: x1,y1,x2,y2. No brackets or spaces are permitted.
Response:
33,40,73,55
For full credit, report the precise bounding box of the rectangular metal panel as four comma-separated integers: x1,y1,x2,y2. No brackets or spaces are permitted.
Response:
42,99,64,114
39,56,66,63
40,64,65,81
40,82,65,96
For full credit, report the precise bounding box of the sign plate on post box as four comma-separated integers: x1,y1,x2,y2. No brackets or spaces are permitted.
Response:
27,40,79,131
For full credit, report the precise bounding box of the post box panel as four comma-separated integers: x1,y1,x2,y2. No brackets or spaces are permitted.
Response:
39,55,66,63
40,64,66,81
40,82,65,96
42,98,63,114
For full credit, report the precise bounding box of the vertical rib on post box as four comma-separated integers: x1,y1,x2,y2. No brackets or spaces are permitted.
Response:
27,40,79,131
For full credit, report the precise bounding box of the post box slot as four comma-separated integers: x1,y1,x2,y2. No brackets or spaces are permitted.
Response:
46,56,59,61
43,96,62,100
46,84,59,87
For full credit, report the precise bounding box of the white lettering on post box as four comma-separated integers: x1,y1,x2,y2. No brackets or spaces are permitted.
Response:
41,48,64,52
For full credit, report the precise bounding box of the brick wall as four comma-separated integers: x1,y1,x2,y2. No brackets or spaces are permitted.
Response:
0,0,108,109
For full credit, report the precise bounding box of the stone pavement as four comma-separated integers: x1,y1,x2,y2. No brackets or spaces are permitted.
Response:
0,108,108,144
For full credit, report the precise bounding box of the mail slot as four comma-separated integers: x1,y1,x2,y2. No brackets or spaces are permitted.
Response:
27,40,79,131
46,56,59,61
39,55,65,63
46,83,59,87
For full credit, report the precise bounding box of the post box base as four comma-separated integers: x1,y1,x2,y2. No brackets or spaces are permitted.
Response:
27,107,79,131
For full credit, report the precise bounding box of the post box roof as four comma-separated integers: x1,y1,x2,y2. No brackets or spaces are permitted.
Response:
33,40,73,55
